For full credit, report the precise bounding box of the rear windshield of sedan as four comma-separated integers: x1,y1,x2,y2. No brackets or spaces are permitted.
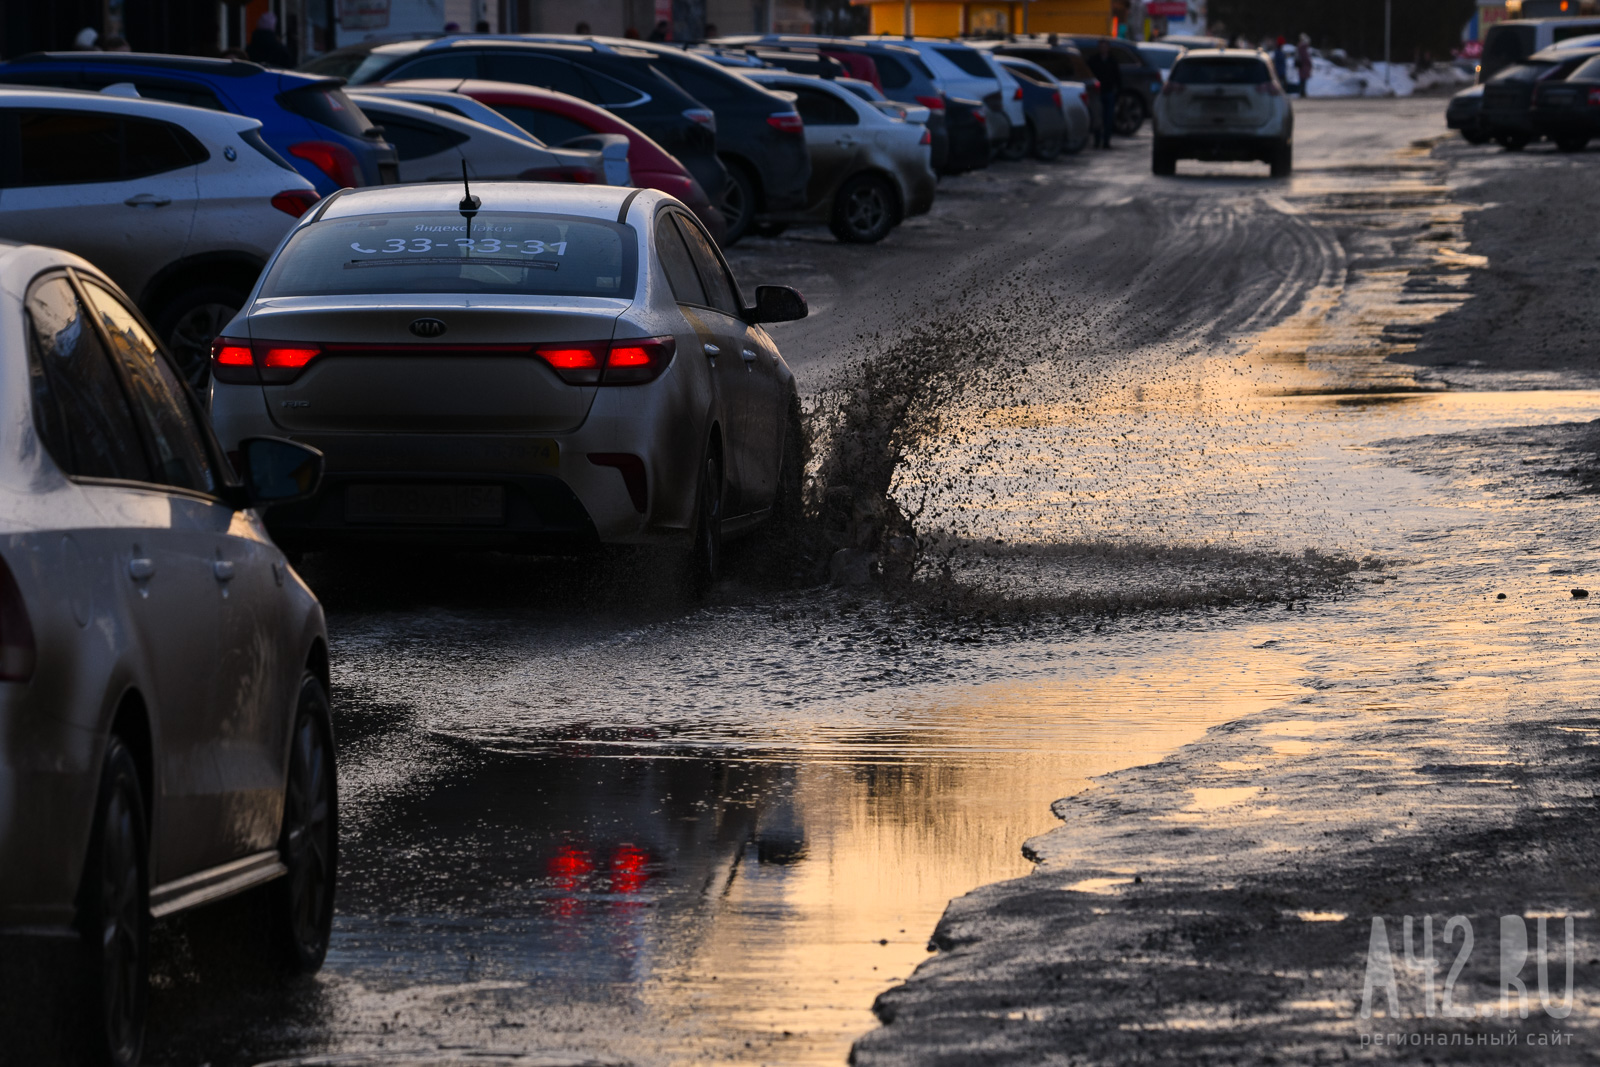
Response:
1567,54,1600,80
258,212,637,299
1171,58,1272,84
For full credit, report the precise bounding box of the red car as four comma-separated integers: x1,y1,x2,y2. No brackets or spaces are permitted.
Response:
384,77,728,244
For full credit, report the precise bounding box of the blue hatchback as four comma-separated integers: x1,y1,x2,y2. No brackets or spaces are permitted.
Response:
0,53,398,194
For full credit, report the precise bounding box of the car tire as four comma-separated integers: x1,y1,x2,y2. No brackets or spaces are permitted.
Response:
829,174,897,244
1556,134,1589,152
1029,122,1064,162
1152,139,1177,176
1462,130,1490,145
771,397,805,529
264,677,337,975
1269,141,1293,178
686,446,724,597
1496,133,1529,151
80,736,149,1067
1114,93,1146,136
152,285,247,391
1001,125,1029,162
719,162,758,246
1064,122,1091,155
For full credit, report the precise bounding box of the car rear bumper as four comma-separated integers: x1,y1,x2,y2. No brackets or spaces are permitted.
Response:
1159,133,1284,161
1531,110,1600,135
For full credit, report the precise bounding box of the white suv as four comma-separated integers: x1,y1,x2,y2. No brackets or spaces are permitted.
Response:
1150,49,1293,177
0,87,319,386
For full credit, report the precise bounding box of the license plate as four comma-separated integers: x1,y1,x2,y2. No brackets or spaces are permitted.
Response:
344,484,505,525
1201,98,1241,113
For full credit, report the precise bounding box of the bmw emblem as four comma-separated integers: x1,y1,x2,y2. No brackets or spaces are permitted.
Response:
223,145,237,161
409,317,448,338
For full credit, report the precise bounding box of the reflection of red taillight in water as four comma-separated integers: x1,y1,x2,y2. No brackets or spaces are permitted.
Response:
610,843,650,894
549,845,594,888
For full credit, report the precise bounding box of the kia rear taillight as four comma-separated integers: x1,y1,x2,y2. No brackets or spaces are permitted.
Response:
915,94,946,110
535,337,676,385
0,554,36,683
520,165,600,183
271,189,321,217
767,111,804,133
211,337,324,384
288,140,362,188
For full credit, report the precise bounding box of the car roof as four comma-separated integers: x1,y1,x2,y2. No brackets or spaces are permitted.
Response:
315,182,645,223
3,51,266,77
1529,43,1600,61
0,84,260,125
1175,48,1270,60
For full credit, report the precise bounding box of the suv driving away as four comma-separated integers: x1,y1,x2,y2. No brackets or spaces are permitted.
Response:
1151,50,1293,177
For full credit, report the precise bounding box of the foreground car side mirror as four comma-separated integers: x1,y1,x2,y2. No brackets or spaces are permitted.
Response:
746,285,808,324
229,436,324,509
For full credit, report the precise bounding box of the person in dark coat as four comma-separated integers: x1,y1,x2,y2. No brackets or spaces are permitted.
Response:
1086,39,1122,148
247,12,293,68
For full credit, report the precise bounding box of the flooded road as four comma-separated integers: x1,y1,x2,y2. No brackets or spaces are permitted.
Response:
142,99,1600,1065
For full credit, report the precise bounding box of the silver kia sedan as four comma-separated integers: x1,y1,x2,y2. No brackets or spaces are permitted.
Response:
0,241,332,1065
207,183,808,588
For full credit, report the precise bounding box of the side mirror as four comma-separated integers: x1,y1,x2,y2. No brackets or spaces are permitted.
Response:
746,284,808,324
232,436,324,508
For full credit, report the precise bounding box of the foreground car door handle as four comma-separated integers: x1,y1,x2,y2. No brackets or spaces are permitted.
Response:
124,193,172,207
213,560,235,582
128,557,155,581
703,343,720,357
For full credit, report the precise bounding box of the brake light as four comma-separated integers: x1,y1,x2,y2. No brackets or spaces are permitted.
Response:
264,345,320,369
973,108,987,124
535,337,676,385
1256,81,1281,95
271,189,320,217
1589,87,1600,105
919,125,931,145
1090,79,1102,92
1080,92,1089,105
287,140,362,188
520,165,599,183
1052,90,1062,108
915,94,946,110
1162,80,1184,95
0,554,35,683
767,110,804,133
210,337,323,384
683,107,717,132
1013,86,1024,100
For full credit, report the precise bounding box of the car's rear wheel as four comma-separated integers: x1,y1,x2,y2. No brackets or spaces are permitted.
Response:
266,677,337,974
1152,139,1177,176
1556,134,1589,152
719,163,758,246
154,286,246,391
1029,121,1065,161
1462,129,1490,145
1000,124,1029,161
1114,93,1146,136
81,737,148,1067
1269,141,1293,178
686,448,724,597
829,174,896,244
1497,133,1529,151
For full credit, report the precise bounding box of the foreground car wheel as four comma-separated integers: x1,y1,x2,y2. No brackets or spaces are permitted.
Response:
1462,129,1489,145
81,737,148,1067
686,450,724,596
1029,122,1065,162
154,286,245,390
267,678,337,974
1114,94,1145,136
1497,133,1529,151
1269,141,1293,178
1152,139,1177,176
830,174,896,244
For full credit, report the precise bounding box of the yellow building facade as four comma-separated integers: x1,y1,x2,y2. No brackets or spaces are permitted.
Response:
858,0,1116,37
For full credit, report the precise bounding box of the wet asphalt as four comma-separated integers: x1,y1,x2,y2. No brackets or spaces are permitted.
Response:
128,97,1600,1067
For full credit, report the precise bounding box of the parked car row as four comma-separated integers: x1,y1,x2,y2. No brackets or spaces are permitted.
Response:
1449,37,1600,151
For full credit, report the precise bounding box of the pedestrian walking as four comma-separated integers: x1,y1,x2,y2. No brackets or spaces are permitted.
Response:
1087,39,1122,148
247,12,293,68
1295,34,1313,97
1272,35,1288,87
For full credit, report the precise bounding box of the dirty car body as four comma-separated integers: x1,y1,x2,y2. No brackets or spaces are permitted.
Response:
207,183,806,556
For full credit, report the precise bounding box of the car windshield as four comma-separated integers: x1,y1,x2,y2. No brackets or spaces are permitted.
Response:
277,83,376,137
1569,54,1600,79
1171,58,1271,84
258,212,637,299
1140,47,1180,70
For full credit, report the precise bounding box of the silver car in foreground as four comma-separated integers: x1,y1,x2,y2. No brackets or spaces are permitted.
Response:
208,183,808,588
741,71,936,243
1151,49,1294,177
0,241,332,1066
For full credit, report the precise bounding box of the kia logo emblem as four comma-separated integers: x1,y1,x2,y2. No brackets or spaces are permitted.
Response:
409,317,448,338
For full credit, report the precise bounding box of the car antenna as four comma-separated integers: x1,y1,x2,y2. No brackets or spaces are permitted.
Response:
459,160,480,218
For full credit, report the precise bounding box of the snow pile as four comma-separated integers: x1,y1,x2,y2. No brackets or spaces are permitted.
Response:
1273,51,1474,97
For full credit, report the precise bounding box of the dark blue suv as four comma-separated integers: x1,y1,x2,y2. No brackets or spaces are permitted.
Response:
0,53,398,194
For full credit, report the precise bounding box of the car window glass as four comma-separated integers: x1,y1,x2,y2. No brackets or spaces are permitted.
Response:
80,280,215,494
122,117,196,179
24,276,151,482
653,59,734,104
935,46,996,79
654,214,706,305
16,110,122,185
482,53,591,98
578,68,646,105
791,86,859,126
1171,59,1271,85
390,51,481,81
278,84,376,138
869,53,911,89
1003,62,1052,87
114,77,225,111
495,104,594,144
672,214,739,316
361,109,464,159
1572,55,1600,79
900,52,937,80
